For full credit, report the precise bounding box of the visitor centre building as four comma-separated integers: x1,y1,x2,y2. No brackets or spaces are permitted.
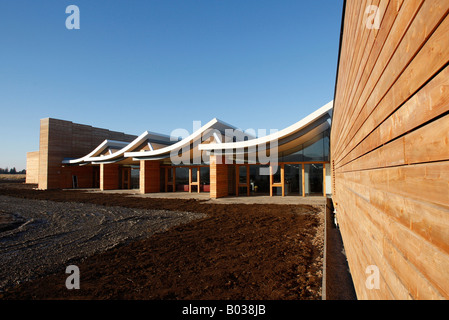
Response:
26,101,332,199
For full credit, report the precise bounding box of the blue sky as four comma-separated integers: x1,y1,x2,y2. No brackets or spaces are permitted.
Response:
0,0,343,170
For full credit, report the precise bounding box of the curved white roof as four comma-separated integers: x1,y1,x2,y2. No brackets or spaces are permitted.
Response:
199,101,332,153
124,118,243,160
62,139,130,164
63,130,175,165
63,101,332,165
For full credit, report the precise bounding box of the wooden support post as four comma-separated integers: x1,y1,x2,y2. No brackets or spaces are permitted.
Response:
323,164,326,197
302,164,305,197
210,155,228,199
197,167,201,193
100,163,119,191
140,160,160,194
281,164,285,197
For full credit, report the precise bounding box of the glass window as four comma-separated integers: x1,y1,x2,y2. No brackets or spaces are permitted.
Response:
239,166,247,184
278,128,330,162
325,163,331,195
273,186,283,196
249,165,270,194
131,168,140,189
284,164,301,196
200,167,210,185
238,186,248,196
191,167,198,182
304,163,323,196
303,133,324,161
279,148,304,162
175,167,189,191
272,165,281,184
324,132,330,162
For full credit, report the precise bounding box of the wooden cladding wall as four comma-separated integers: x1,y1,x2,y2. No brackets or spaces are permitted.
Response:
331,0,449,299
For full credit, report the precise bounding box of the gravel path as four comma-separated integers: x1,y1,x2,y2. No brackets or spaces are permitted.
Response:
0,195,205,291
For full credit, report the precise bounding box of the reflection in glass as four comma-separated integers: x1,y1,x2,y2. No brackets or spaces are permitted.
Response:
272,165,281,184
131,168,139,189
304,163,323,196
249,165,270,194
325,163,331,195
238,186,248,196
239,166,247,184
278,128,330,162
284,164,300,196
324,131,330,162
303,133,324,162
280,148,304,162
175,167,189,192
191,167,198,182
200,167,210,185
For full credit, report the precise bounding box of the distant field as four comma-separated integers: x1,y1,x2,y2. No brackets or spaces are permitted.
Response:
0,174,26,181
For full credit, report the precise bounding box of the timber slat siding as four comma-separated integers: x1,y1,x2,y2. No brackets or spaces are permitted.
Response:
332,0,449,299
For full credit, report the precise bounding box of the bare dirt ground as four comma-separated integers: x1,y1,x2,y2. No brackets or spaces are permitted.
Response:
0,181,324,300
0,195,205,291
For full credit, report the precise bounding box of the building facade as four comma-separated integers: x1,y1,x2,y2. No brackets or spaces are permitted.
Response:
26,102,332,199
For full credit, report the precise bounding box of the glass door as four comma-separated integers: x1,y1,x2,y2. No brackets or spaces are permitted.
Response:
270,164,283,196
165,167,174,192
120,167,131,189
284,164,301,196
200,167,210,192
236,165,249,196
304,163,324,196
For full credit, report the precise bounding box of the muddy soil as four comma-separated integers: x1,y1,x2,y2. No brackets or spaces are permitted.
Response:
0,181,324,300
0,195,205,291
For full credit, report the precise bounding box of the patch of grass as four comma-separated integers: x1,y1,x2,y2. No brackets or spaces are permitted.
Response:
0,174,26,180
